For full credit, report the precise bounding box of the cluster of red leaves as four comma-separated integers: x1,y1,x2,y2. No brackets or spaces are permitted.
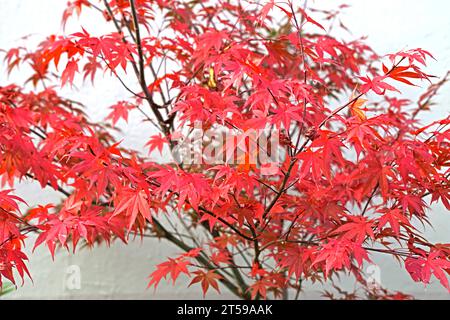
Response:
0,0,449,299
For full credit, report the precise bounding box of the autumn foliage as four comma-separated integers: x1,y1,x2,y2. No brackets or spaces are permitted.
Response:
0,0,449,299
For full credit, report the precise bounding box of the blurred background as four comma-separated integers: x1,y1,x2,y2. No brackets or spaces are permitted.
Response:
0,0,449,299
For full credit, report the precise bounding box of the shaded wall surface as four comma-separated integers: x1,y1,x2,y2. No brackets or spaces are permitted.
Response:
0,0,449,299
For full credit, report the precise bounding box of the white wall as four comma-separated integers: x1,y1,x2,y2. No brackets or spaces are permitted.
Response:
0,0,449,299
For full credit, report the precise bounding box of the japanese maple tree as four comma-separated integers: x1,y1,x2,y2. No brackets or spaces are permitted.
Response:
0,0,449,300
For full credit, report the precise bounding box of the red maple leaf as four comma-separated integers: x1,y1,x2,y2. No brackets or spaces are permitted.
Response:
405,250,450,292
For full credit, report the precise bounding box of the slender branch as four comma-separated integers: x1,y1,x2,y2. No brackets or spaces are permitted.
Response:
25,173,72,197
